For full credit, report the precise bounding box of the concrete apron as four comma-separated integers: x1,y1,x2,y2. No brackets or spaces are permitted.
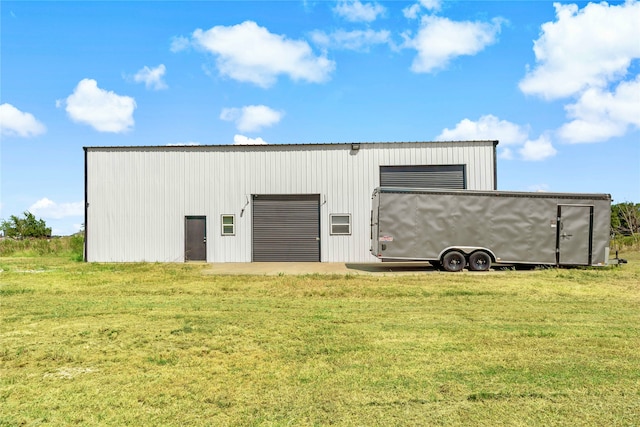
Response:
203,262,436,276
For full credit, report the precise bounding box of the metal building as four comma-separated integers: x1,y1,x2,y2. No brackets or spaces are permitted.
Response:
84,141,498,263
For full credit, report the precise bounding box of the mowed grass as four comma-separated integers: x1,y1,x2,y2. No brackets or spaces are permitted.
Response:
1,253,639,426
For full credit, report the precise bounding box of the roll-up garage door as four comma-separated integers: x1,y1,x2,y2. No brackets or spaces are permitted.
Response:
252,194,320,262
380,165,466,189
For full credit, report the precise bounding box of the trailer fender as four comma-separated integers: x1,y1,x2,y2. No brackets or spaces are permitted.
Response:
437,247,497,263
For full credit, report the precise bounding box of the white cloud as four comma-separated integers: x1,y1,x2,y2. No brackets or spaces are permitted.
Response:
310,29,391,51
437,114,557,161
133,64,167,90
334,0,386,23
519,135,557,162
403,0,442,19
558,75,640,143
407,15,503,73
64,79,136,133
526,184,551,192
29,198,84,219
420,0,441,11
0,103,46,137
220,105,284,132
191,21,335,88
498,147,513,160
519,1,640,100
170,36,190,53
436,114,528,146
233,134,268,145
403,4,422,20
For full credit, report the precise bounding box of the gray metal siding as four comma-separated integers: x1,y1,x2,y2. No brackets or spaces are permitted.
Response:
252,195,320,261
85,141,497,262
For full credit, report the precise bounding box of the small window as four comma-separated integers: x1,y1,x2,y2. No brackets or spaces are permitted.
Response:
330,214,351,235
221,214,235,236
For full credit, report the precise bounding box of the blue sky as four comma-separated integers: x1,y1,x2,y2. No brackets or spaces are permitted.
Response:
1,0,639,236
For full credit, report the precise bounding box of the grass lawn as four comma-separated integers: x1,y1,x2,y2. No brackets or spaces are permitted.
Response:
1,252,639,426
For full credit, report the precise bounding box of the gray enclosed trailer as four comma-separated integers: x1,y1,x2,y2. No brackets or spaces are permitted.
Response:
371,187,616,271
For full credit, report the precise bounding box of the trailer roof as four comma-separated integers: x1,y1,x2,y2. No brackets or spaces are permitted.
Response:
375,187,611,200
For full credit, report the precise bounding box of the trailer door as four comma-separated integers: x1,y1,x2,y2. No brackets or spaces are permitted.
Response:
557,205,593,266
370,190,380,255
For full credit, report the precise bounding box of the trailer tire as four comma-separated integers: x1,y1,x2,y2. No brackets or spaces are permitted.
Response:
442,251,466,272
468,251,491,272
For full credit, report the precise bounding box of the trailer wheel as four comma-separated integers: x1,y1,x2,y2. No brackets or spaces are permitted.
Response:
442,251,466,272
468,251,491,272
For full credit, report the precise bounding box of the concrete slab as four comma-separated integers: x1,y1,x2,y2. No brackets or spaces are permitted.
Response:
203,262,436,276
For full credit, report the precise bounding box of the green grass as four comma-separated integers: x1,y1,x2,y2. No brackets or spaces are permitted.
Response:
1,252,639,426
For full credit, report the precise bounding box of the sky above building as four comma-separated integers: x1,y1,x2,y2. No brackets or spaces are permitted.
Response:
1,0,639,236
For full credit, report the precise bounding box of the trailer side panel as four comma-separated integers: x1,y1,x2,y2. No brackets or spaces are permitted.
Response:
372,188,611,266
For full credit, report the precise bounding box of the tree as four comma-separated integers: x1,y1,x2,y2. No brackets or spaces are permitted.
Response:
611,202,640,238
0,211,51,239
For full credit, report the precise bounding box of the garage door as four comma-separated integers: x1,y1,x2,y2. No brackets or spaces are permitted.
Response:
252,194,320,262
380,165,466,189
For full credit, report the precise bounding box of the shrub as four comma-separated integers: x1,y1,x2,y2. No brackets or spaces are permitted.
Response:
69,233,85,261
0,234,84,260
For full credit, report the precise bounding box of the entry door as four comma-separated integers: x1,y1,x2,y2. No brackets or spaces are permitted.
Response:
557,205,593,266
185,216,207,261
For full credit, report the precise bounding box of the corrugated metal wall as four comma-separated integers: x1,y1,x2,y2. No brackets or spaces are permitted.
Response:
85,141,497,262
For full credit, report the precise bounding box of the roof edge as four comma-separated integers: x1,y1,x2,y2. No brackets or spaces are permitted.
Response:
84,140,499,150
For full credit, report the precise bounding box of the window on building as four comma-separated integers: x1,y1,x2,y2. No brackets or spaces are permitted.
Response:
221,214,235,236
330,214,351,235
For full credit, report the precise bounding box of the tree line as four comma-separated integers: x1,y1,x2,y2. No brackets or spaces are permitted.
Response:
611,203,639,240
1,212,52,239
